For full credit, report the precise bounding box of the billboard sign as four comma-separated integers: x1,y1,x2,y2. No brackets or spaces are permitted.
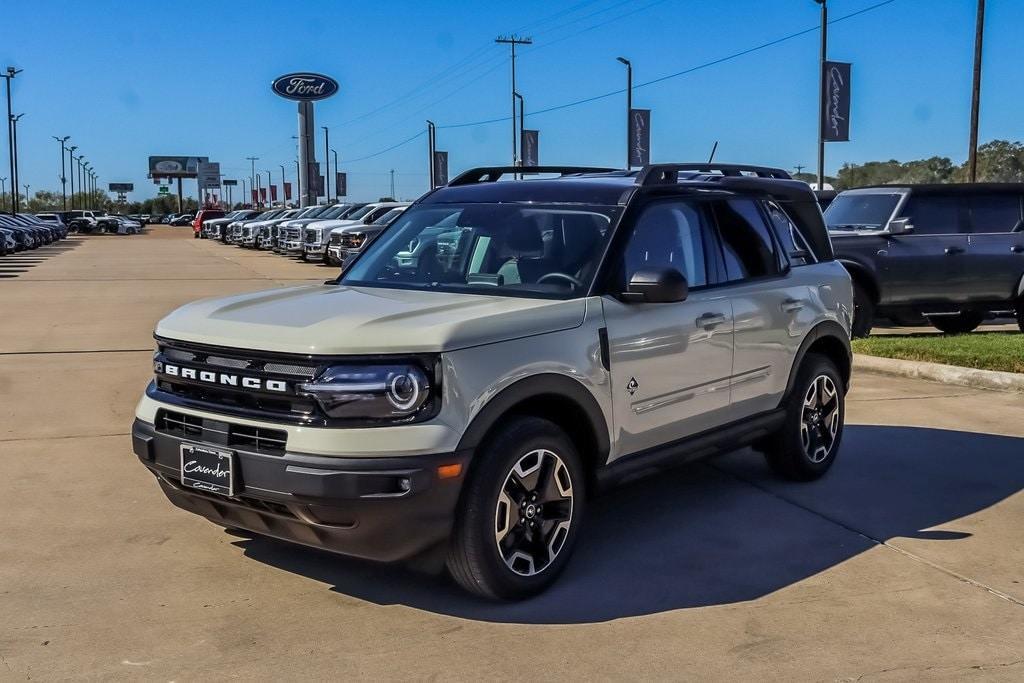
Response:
271,73,339,102
197,162,221,189
822,61,852,142
148,156,208,178
222,179,238,186
628,109,651,167
108,183,134,192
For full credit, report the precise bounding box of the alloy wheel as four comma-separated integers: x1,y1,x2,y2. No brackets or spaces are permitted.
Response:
494,449,574,576
800,374,840,463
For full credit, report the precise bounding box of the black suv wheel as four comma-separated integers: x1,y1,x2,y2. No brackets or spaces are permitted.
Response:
851,281,874,338
446,416,585,600
761,353,845,481
930,312,983,335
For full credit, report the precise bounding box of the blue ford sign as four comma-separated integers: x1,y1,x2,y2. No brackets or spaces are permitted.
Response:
271,73,339,101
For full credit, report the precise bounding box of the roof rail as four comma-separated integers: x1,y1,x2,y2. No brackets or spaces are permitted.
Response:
446,166,619,186
635,163,792,187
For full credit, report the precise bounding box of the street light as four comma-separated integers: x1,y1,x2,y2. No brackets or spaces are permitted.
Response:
77,157,86,210
2,66,22,212
814,0,828,189
617,57,632,169
322,126,330,203
246,156,259,207
330,148,339,200
279,164,286,206
10,113,24,212
68,146,78,209
52,135,70,210
265,170,272,206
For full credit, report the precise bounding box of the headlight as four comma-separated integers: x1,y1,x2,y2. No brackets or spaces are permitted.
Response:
298,363,436,422
341,233,366,249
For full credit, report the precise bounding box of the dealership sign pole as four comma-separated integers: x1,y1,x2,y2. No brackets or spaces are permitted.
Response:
272,73,338,208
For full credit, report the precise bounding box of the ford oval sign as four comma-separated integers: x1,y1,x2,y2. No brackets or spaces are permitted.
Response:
271,73,339,101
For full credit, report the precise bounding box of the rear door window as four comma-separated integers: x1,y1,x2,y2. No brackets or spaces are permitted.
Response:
899,195,967,235
712,199,781,281
968,194,1022,233
765,201,814,266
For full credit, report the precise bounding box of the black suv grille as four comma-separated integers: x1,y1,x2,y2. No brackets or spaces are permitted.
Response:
153,339,323,424
156,409,288,456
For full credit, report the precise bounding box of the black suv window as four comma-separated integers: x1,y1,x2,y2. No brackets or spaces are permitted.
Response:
712,199,779,281
899,195,967,235
619,200,710,289
968,194,1022,233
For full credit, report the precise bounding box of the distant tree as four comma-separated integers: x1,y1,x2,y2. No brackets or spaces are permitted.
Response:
963,139,1024,182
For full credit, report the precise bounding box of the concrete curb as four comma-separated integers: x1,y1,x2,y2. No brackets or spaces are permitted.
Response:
853,353,1024,393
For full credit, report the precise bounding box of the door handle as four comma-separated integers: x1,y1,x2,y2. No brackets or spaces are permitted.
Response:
781,298,805,313
697,313,727,329
1011,245,1024,254
944,246,965,255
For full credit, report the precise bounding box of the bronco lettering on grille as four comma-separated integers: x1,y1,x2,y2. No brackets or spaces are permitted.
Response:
156,362,288,393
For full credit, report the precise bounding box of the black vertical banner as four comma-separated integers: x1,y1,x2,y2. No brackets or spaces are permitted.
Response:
521,130,539,167
822,61,851,142
336,172,347,197
308,162,323,195
628,108,651,167
433,151,449,186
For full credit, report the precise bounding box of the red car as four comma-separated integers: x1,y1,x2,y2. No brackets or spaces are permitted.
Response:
192,209,225,238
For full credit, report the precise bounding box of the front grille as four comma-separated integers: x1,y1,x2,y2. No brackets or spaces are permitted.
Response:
156,409,288,456
286,227,301,240
330,233,343,246
304,228,319,244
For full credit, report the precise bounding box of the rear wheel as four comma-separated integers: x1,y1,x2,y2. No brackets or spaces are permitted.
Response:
851,281,874,338
761,354,845,481
446,417,585,600
930,312,983,335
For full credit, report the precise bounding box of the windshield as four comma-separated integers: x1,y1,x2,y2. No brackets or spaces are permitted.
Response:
316,205,351,220
825,192,903,230
344,205,376,221
341,203,620,299
372,208,405,225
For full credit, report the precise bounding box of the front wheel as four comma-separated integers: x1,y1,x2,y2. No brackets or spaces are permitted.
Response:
446,417,585,600
930,312,983,334
1017,305,1024,333
761,353,845,481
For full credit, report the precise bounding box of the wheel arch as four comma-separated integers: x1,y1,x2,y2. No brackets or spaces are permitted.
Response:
455,374,611,489
838,258,880,304
783,321,852,399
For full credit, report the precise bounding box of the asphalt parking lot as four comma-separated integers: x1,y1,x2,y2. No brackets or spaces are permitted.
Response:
2,227,1023,680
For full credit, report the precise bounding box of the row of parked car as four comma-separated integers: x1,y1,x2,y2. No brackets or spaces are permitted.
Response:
0,212,71,254
32,210,143,234
192,202,409,266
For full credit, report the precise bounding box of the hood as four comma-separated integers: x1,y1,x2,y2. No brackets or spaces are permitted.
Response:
156,285,587,355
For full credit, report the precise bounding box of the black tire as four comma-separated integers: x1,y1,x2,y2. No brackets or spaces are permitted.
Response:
1017,305,1024,333
930,312,983,335
851,281,874,338
761,353,845,481
446,416,586,600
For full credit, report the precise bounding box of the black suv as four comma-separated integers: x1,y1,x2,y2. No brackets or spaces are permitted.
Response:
826,184,1024,336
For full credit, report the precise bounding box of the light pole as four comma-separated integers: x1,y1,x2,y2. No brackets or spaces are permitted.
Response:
52,136,70,210
22,183,29,206
246,156,259,207
265,170,272,206
322,126,330,203
617,57,632,169
427,120,436,189
241,177,248,208
495,35,532,169
814,0,828,190
390,169,395,199
78,157,86,210
279,164,286,206
2,66,22,213
68,147,77,209
10,113,23,211
330,148,340,201
0,176,5,201
967,0,986,182
513,91,524,178
83,164,92,210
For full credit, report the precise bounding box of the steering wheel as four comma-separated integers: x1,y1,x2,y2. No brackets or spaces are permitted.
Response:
537,272,583,288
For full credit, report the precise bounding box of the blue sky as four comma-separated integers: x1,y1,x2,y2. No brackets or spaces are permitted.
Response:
3,0,1022,203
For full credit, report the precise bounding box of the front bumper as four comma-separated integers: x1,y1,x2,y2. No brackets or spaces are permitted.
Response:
304,244,326,257
284,240,303,253
132,418,469,562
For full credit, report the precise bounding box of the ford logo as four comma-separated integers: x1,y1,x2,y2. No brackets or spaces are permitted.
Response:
271,73,339,102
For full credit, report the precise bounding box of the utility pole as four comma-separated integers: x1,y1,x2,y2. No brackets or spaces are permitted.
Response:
795,164,806,175
815,0,828,190
967,0,986,183
3,67,21,213
617,57,632,169
246,156,259,207
10,113,23,212
390,169,395,199
496,35,532,170
427,120,436,189
322,126,331,203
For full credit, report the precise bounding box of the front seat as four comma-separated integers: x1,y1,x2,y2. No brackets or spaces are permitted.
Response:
497,217,555,285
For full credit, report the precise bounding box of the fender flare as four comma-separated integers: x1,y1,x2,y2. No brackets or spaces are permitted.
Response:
837,258,880,303
782,320,852,399
455,373,611,459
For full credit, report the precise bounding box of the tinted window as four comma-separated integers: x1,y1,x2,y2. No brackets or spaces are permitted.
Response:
899,195,966,235
825,193,901,231
765,201,813,266
969,194,1022,233
713,200,779,281
619,201,709,289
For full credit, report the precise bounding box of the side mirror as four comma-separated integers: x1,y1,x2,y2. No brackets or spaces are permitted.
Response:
620,268,689,303
887,218,914,235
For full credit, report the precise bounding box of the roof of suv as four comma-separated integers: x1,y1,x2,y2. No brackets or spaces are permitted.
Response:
845,183,1024,194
